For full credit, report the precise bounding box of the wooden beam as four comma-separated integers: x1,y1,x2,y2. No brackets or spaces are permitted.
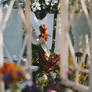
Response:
69,65,89,73
89,0,92,92
25,0,32,83
1,0,15,32
0,3,4,92
61,79,89,92
59,0,69,79
80,0,92,92
0,5,3,66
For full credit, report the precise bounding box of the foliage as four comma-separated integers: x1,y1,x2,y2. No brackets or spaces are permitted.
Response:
31,0,59,19
79,64,89,86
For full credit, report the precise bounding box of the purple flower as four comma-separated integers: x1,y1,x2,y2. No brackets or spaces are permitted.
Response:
2,73,10,83
32,83,37,88
17,71,22,77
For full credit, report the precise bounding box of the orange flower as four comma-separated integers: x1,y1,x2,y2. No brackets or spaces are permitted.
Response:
11,72,18,81
40,24,51,42
4,62,16,73
0,67,5,74
43,24,47,30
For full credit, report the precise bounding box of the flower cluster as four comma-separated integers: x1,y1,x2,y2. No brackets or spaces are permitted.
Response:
79,64,89,85
0,62,26,84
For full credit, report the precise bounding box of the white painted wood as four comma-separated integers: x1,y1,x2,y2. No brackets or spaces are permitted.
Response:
1,0,15,32
67,33,78,66
61,79,89,92
59,1,90,92
89,13,92,92
0,2,4,92
0,24,3,66
0,0,15,62
60,0,69,79
0,0,15,91
0,79,5,92
69,65,89,73
18,35,28,64
80,1,92,92
89,0,92,92
0,1,3,66
85,35,90,65
25,0,32,83
18,7,29,64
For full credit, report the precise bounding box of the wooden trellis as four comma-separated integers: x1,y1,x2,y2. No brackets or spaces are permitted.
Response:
0,0,92,92
59,0,92,92
0,0,32,92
